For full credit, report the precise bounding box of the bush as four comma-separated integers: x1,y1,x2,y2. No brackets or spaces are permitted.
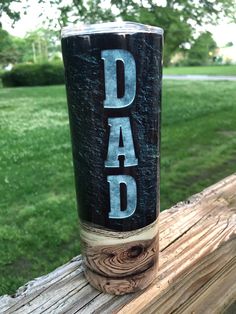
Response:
0,70,5,88
2,62,65,87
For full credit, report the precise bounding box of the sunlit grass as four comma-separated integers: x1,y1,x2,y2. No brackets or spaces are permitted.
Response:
164,65,236,76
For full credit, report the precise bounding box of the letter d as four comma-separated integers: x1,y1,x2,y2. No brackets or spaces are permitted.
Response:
102,49,136,108
108,175,137,219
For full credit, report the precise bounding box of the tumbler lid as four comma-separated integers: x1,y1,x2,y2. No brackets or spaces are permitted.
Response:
61,21,163,38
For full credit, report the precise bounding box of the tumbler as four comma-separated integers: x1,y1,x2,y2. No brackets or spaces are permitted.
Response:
61,22,163,295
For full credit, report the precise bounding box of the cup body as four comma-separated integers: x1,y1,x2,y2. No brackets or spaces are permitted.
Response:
61,22,163,295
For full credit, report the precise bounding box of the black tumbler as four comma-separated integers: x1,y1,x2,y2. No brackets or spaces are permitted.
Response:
61,22,163,295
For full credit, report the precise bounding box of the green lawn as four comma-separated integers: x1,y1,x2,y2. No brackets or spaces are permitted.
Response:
1,81,236,296
164,65,236,76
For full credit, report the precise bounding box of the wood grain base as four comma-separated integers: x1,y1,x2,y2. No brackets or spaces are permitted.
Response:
80,219,159,295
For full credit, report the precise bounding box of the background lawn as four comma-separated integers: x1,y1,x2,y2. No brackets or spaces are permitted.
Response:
164,65,236,76
1,81,236,296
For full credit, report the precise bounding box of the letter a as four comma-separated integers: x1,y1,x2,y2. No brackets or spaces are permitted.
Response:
105,117,138,168
102,49,136,108
108,175,137,219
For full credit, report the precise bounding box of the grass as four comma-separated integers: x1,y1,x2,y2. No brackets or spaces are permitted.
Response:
164,64,236,76
1,81,236,296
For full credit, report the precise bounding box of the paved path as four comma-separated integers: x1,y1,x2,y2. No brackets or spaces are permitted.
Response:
163,75,236,81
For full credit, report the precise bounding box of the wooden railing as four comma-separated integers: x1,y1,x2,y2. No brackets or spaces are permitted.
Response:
1,174,236,314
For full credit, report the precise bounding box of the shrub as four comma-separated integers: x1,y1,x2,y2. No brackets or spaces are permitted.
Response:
0,69,5,88
2,62,65,87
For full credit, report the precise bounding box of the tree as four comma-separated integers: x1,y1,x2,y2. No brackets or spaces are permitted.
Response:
0,28,26,67
108,0,235,65
0,28,61,67
0,1,28,26
187,32,217,66
1,0,236,65
54,0,236,65
50,0,115,27
225,42,233,47
0,29,13,66
24,29,61,63
114,3,193,65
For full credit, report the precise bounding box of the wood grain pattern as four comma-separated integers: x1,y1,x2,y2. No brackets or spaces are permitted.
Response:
83,237,158,295
0,173,236,313
80,220,159,294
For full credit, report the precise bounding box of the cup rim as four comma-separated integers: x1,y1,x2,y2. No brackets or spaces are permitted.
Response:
61,21,164,38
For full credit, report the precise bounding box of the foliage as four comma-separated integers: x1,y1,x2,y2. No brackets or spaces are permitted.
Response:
120,4,192,66
0,28,26,67
1,0,236,65
24,29,61,63
0,0,115,27
48,0,115,27
0,28,13,66
0,0,22,24
225,42,233,47
186,32,217,66
53,0,236,65
2,62,64,87
1,81,236,294
110,0,236,65
0,28,62,68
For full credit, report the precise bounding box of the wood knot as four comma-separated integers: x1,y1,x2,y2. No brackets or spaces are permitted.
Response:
127,245,144,258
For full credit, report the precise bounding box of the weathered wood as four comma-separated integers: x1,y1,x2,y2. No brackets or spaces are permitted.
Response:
1,174,236,313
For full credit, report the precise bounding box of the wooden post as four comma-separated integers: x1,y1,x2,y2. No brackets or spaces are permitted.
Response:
1,174,235,313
